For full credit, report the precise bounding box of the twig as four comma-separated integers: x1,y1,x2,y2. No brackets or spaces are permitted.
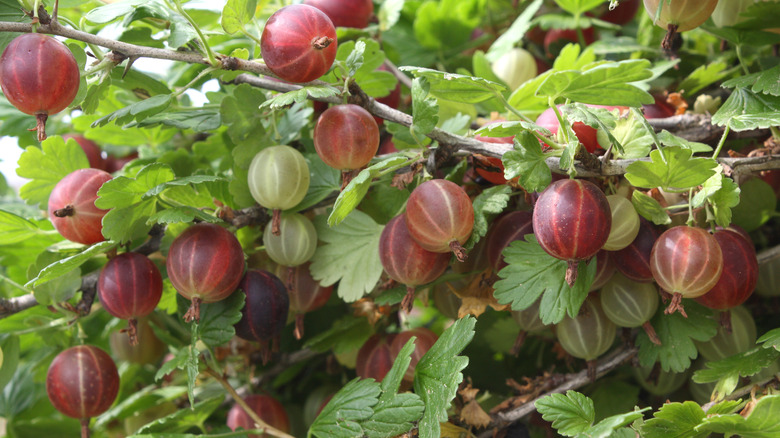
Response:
204,368,296,438
488,346,637,428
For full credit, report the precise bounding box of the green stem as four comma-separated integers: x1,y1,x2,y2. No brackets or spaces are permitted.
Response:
171,66,218,98
0,274,31,293
169,0,218,67
735,45,750,75
205,368,296,438
686,188,695,226
496,93,533,123
664,203,689,210
549,99,571,145
711,124,730,159
377,154,423,177
240,24,263,46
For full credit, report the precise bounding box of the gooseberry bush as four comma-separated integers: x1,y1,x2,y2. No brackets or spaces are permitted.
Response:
2,1,780,437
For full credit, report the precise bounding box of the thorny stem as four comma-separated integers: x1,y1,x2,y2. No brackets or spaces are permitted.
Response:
205,368,296,438
168,0,218,67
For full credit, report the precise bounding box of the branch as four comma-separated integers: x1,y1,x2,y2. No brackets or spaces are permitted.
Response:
487,346,637,428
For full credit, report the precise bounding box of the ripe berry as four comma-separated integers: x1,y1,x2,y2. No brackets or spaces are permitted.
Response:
166,223,245,322
356,334,394,381
379,215,451,312
543,27,596,57
234,270,290,363
485,210,533,272
613,217,660,282
109,318,167,365
227,394,291,438
695,229,758,311
405,179,475,261
98,252,163,344
302,0,374,28
599,0,640,25
532,179,612,286
48,168,112,245
650,226,723,315
313,104,380,177
603,194,640,251
46,345,119,436
276,262,333,339
536,105,627,153
0,33,80,141
389,328,438,382
261,4,338,83
62,135,107,170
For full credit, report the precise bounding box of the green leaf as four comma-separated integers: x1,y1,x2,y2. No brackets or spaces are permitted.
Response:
536,391,595,436
196,291,245,349
222,84,267,161
409,76,439,140
698,394,780,438
485,0,543,62
656,131,713,154
144,175,224,199
377,0,403,31
412,0,484,50
637,302,718,373
563,104,623,155
757,328,780,351
474,120,550,138
554,0,605,15
731,178,776,232
26,251,82,306
304,315,374,355
502,131,553,193
328,157,408,226
598,111,654,159
95,385,187,427
138,395,223,434
639,401,708,438
380,338,416,399
711,87,780,131
553,44,597,71
344,40,367,77
260,85,340,110
467,185,511,249
631,191,671,226
16,136,89,208
84,0,148,23
362,393,424,438
494,235,596,325
624,146,718,191
0,209,47,245
692,173,740,228
96,163,176,208
693,346,779,385
414,315,476,438
131,108,222,132
722,65,780,96
678,62,729,96
25,241,117,288
147,207,219,225
295,154,341,212
583,409,649,438
536,60,654,107
0,336,19,391
220,0,256,34
101,199,157,243
311,210,384,302
401,66,506,104
92,94,173,127
309,378,382,438
82,76,112,115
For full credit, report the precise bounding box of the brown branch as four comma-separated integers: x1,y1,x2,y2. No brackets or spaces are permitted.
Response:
487,346,637,429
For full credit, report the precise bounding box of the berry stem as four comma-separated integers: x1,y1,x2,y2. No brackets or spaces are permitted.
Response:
401,285,416,313
294,313,305,340
35,113,48,142
642,321,662,346
80,418,90,438
719,310,733,334
126,318,139,346
662,24,679,53
511,330,528,356
449,240,468,262
272,209,281,236
53,205,75,217
183,296,202,323
565,260,579,287
663,292,688,318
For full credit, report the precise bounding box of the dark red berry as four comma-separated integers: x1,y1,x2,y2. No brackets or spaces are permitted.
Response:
356,334,394,381
302,0,374,28
261,4,338,83
485,210,534,272
227,394,291,438
313,104,380,171
62,135,107,170
166,223,245,322
46,345,119,436
0,33,80,141
98,252,163,345
405,179,475,261
48,168,112,245
695,229,758,310
389,328,438,382
532,179,612,286
234,270,290,363
379,215,450,312
276,262,333,339
613,217,660,282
